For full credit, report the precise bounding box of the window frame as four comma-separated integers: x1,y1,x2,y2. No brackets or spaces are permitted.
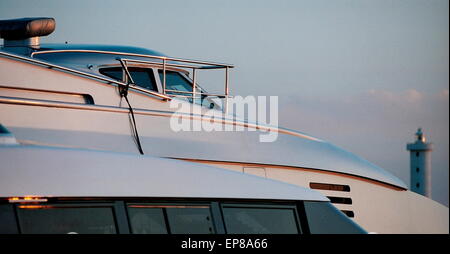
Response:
2,198,314,234
99,65,192,95
155,69,217,107
220,202,303,234
125,201,217,234
156,69,199,93
14,202,123,234
99,65,160,93
98,65,214,105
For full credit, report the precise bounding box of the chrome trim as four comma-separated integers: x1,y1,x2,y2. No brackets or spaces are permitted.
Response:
31,49,234,68
117,58,135,85
119,57,230,70
119,57,232,106
116,58,209,101
225,66,230,113
0,95,322,142
193,68,197,104
164,89,227,98
163,57,166,94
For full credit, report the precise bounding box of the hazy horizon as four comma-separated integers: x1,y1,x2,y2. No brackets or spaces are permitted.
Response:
1,0,448,206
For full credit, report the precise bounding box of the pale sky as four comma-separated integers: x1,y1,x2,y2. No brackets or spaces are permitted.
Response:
1,0,448,206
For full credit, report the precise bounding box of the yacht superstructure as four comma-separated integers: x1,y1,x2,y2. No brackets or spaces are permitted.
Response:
0,17,448,233
2,139,369,234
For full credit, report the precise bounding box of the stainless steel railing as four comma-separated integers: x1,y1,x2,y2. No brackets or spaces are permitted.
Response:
31,49,234,105
117,57,231,100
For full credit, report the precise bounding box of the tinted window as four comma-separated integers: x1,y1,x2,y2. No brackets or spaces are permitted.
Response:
17,205,117,234
304,201,366,234
127,206,167,234
158,70,193,94
100,67,157,91
222,206,299,234
128,68,157,91
100,67,123,81
127,204,214,234
166,207,214,234
0,204,18,234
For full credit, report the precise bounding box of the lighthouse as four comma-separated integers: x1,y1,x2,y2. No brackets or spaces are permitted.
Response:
406,128,433,198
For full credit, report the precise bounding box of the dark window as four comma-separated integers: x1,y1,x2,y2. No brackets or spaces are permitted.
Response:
16,205,117,234
304,201,366,234
158,70,193,94
128,68,157,91
222,206,299,234
0,204,19,234
127,204,214,234
100,67,123,81
416,183,420,188
127,206,167,234
166,207,214,234
416,152,420,157
416,167,420,173
158,70,214,107
100,67,157,91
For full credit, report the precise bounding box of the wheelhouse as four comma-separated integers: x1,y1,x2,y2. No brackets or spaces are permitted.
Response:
31,47,233,109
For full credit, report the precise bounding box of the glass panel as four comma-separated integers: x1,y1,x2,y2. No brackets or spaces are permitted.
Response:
100,67,157,91
17,205,117,234
127,207,167,234
100,67,123,81
222,207,299,234
304,201,367,234
166,207,214,234
129,68,157,91
0,204,18,234
158,70,193,94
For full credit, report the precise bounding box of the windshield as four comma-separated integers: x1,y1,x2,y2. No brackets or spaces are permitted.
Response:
158,70,193,95
100,67,157,91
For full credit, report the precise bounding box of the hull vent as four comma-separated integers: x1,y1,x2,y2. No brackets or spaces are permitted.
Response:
310,182,355,218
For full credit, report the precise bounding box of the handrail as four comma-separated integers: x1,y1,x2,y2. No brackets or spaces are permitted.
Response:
117,58,229,99
119,57,232,105
0,50,172,101
164,89,227,98
31,49,233,110
31,49,234,68
118,57,230,70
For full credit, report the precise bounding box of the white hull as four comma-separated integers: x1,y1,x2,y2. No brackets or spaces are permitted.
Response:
1,50,448,234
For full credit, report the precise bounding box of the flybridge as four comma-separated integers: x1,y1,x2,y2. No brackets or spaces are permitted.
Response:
0,17,234,107
31,49,235,106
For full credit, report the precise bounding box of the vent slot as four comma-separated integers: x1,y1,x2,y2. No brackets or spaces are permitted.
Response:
310,182,350,192
0,86,94,105
309,182,355,218
340,210,355,218
326,196,352,205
